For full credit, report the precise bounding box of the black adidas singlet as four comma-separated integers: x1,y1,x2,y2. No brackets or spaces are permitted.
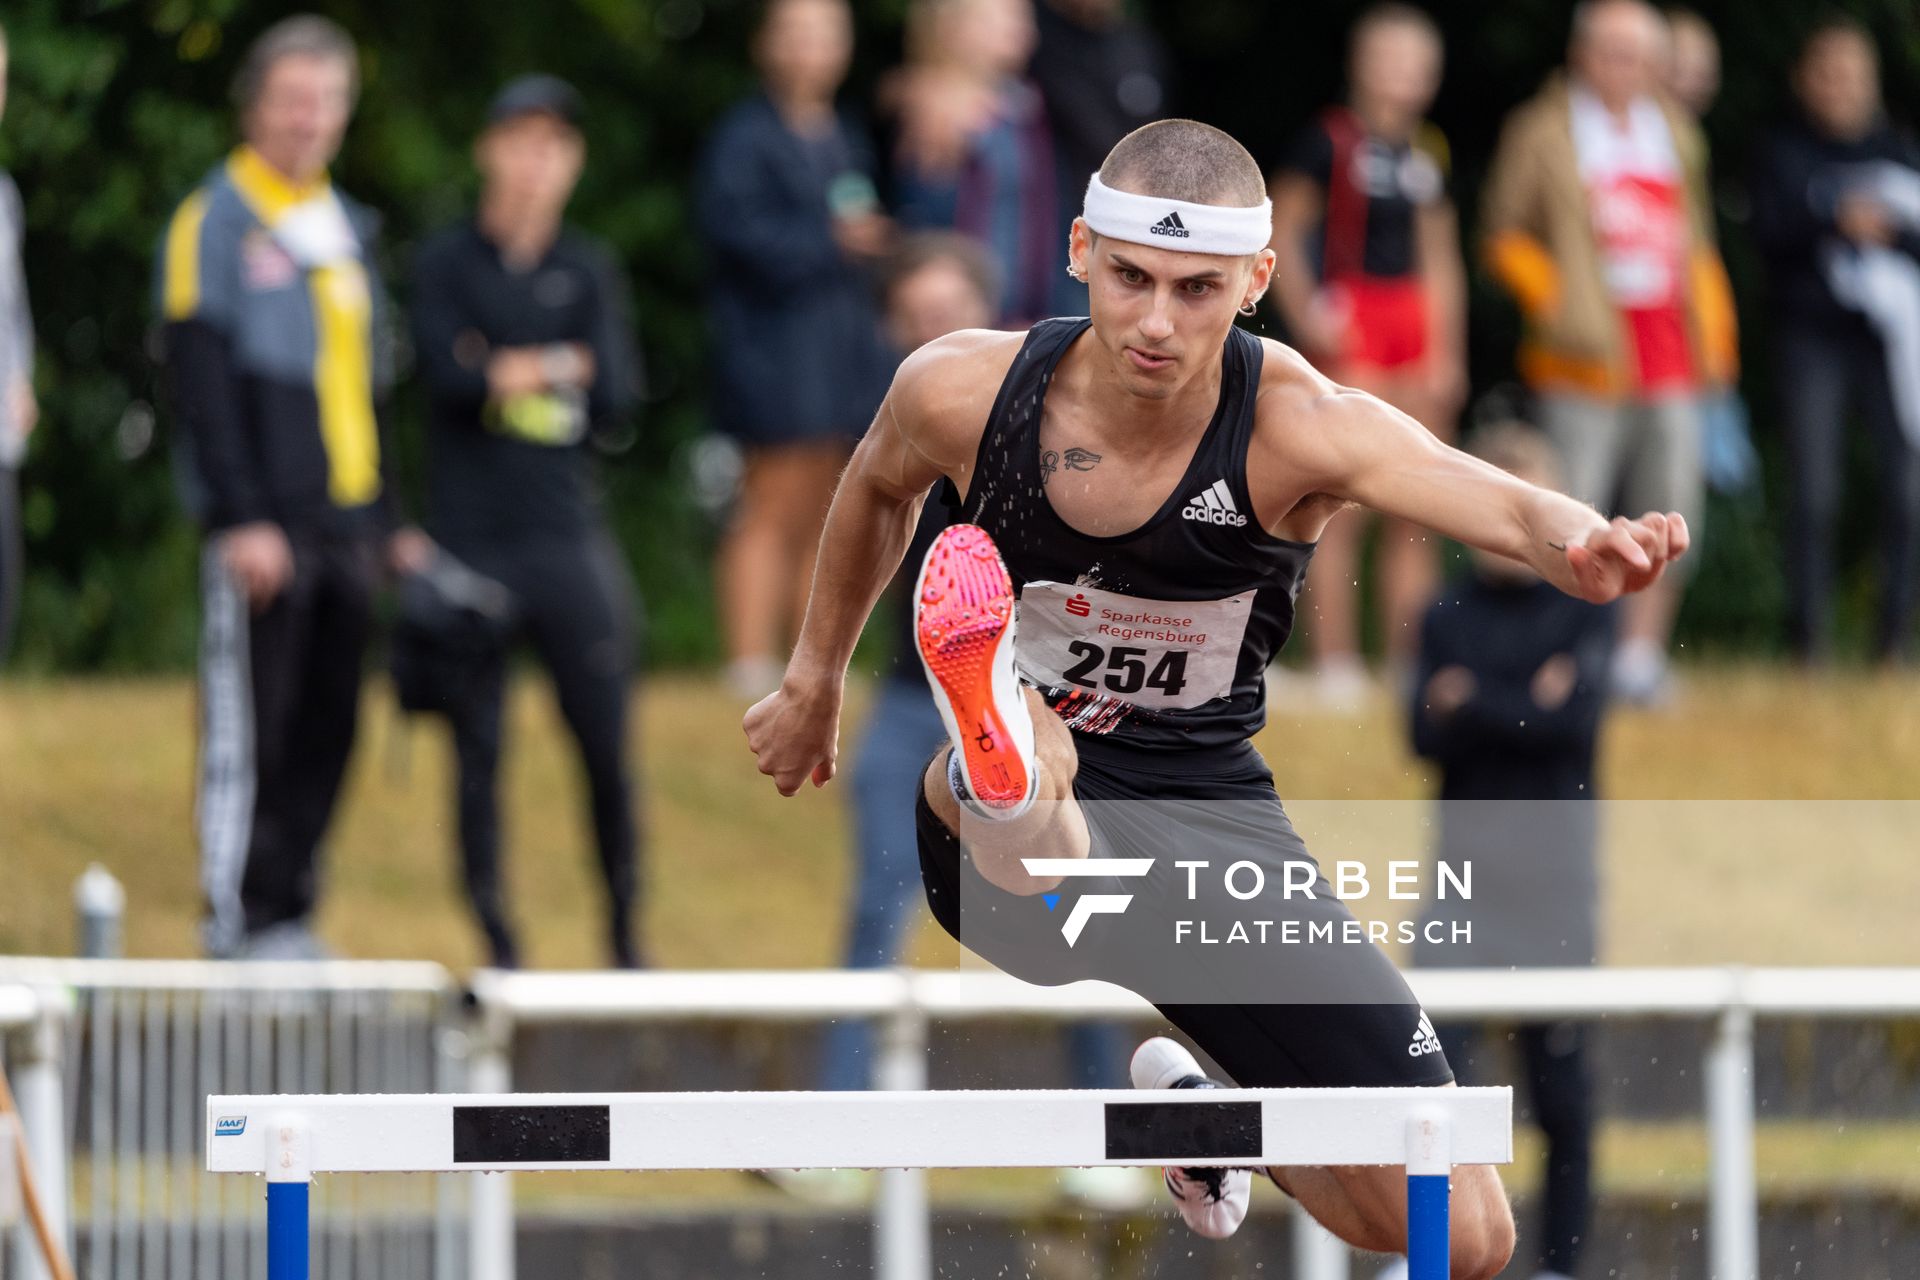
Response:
956,317,1315,752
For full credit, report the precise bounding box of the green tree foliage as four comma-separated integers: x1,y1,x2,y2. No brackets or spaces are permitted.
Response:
2,0,1916,670
3,0,784,670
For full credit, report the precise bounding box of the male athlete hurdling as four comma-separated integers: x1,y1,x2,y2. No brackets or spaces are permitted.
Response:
745,119,1685,1278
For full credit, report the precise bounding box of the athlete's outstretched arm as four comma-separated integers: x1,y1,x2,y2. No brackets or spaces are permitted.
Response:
1299,388,1688,604
743,334,1000,796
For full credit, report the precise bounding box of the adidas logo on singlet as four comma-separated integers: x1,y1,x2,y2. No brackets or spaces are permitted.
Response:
1182,479,1248,527
1408,1011,1444,1058
1148,210,1190,239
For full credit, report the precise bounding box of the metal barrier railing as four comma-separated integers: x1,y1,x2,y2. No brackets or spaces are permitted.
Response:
466,965,1920,1280
9,963,1920,1280
0,961,462,1280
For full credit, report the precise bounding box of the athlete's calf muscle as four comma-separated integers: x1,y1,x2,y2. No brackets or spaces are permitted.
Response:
1272,1159,1513,1275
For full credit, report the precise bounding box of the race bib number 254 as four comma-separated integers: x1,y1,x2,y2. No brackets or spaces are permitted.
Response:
1015,581,1253,712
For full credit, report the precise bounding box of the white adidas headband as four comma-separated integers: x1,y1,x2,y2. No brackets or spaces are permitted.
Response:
1081,173,1273,256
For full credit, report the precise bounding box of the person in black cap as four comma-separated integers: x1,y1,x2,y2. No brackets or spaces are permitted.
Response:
408,74,647,969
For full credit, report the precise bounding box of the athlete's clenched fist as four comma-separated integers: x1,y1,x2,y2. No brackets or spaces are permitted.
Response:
743,676,842,797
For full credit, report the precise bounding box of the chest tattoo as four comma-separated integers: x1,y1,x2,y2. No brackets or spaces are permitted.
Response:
1042,447,1103,486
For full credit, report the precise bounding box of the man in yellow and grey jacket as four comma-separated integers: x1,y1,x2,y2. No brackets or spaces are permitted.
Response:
1481,0,1737,703
157,15,417,958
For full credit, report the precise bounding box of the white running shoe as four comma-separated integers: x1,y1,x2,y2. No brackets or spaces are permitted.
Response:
1129,1037,1253,1240
914,524,1037,819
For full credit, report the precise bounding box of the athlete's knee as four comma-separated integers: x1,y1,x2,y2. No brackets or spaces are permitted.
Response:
1447,1168,1515,1280
1453,1223,1516,1280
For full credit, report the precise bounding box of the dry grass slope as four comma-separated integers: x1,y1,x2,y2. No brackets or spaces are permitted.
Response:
1,667,1916,968
4,668,1917,1198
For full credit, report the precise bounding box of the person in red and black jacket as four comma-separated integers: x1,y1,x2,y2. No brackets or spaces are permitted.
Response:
1267,3,1467,702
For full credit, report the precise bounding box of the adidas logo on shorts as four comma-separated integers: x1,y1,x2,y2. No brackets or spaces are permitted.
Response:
1149,211,1190,239
1408,1011,1443,1058
1182,479,1248,527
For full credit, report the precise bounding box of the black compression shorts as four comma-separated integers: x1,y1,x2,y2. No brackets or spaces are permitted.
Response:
916,738,1455,1091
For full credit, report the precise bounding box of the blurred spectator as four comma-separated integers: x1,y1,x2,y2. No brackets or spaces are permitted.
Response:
1661,9,1761,498
1268,3,1465,703
697,0,890,700
408,76,647,970
156,16,406,959
890,0,1060,326
1752,18,1920,664
1410,421,1614,1280
1660,7,1719,119
0,20,36,664
1029,0,1170,315
1482,0,1737,703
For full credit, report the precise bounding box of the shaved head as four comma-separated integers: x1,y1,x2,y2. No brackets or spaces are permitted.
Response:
1069,118,1275,405
1097,119,1267,208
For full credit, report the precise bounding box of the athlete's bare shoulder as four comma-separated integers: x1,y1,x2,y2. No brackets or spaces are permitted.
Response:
1243,336,1399,539
1250,335,1334,403
886,328,1026,480
1248,336,1352,467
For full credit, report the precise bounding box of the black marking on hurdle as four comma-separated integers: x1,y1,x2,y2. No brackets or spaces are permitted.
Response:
452,1105,611,1164
1104,1100,1263,1161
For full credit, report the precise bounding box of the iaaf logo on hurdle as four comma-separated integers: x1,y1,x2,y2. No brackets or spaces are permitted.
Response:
1019,857,1153,947
214,1115,247,1137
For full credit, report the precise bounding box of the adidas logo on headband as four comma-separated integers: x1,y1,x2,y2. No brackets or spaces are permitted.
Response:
1083,174,1272,256
1148,211,1190,240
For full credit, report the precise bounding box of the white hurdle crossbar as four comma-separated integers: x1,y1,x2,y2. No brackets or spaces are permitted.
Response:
209,1087,1511,1280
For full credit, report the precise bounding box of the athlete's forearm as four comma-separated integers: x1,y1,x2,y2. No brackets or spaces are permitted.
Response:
786,454,926,688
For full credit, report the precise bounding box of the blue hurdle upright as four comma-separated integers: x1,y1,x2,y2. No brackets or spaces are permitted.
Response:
209,1085,1510,1280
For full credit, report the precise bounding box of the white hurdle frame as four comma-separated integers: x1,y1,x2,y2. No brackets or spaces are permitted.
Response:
209,1087,1510,1280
